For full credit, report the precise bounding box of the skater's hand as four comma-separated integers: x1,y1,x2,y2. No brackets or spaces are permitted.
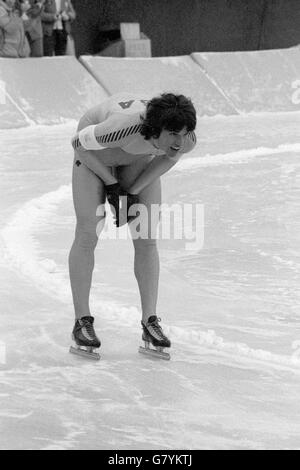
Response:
115,192,140,227
105,184,140,227
105,183,122,224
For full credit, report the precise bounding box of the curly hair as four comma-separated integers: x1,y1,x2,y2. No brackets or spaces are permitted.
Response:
140,93,197,140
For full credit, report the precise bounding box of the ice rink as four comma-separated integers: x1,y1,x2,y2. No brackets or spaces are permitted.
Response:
0,53,300,450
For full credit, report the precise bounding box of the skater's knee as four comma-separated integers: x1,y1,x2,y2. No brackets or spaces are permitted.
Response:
75,231,98,251
133,237,158,252
74,219,100,250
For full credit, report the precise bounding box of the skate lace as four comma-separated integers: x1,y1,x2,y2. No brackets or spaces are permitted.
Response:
149,317,165,338
80,318,95,337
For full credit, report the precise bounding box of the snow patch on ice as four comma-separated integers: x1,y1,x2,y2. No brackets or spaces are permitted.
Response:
166,326,300,373
0,411,33,419
176,143,300,171
1,184,72,302
39,259,58,273
159,56,191,68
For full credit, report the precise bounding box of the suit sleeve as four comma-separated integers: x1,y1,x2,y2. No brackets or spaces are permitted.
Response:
72,113,142,151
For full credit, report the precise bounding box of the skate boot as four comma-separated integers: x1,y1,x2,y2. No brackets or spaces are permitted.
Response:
69,316,101,361
139,315,171,360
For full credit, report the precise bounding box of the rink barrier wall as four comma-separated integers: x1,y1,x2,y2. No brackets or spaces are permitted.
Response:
1,47,300,129
78,55,238,117
0,57,108,129
192,47,300,113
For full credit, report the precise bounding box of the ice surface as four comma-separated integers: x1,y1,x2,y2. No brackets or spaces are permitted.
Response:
0,112,300,450
0,52,300,450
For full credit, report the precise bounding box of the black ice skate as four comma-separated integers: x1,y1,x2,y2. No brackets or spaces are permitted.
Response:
139,315,171,360
69,316,101,361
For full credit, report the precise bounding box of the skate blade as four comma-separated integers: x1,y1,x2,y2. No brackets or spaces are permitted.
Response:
69,345,100,361
139,345,170,361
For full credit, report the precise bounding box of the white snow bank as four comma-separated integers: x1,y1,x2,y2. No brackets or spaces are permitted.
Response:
176,143,300,171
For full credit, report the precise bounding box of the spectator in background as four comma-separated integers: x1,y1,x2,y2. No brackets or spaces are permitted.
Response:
42,0,75,56
0,0,30,57
19,0,44,57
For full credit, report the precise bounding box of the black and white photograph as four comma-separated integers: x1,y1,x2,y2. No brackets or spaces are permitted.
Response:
0,0,300,452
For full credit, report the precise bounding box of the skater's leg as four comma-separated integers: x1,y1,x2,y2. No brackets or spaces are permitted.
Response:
118,158,161,323
133,235,160,324
69,156,107,320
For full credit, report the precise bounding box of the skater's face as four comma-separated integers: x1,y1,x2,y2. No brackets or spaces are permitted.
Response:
151,127,188,157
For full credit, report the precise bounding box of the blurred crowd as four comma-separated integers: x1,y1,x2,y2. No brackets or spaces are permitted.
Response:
0,0,76,58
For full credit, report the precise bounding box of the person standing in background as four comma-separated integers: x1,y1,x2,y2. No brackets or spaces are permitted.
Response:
19,0,44,57
62,0,75,55
40,0,56,55
0,0,30,57
41,0,75,56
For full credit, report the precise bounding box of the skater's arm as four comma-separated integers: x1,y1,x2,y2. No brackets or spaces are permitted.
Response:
76,149,177,192
127,131,197,194
128,153,180,195
72,114,142,152
71,115,140,185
